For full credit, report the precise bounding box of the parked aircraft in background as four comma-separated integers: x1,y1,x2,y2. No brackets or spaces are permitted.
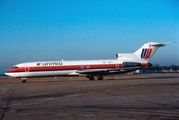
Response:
5,42,171,83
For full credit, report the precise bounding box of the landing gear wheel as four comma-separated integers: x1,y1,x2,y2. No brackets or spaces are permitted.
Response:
21,78,27,83
97,76,103,80
89,76,94,80
22,80,26,83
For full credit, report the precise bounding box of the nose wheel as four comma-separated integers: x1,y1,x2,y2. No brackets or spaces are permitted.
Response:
21,78,27,83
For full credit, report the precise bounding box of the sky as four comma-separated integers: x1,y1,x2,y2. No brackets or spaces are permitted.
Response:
0,0,179,74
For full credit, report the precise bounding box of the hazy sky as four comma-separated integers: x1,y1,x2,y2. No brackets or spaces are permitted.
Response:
0,0,179,73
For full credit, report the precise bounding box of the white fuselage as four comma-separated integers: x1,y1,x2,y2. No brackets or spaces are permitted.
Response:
5,59,147,78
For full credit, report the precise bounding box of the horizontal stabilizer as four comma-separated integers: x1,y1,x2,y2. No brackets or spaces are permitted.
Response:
148,42,173,47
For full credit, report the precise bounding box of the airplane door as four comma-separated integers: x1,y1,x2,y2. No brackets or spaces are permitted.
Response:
25,64,29,72
80,65,84,69
86,64,90,69
115,63,119,68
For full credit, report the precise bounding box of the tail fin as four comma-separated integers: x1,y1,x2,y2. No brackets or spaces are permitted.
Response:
134,42,172,61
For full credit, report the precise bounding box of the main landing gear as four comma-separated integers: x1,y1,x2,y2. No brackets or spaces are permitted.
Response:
86,76,103,81
89,76,94,80
21,78,27,83
97,76,103,80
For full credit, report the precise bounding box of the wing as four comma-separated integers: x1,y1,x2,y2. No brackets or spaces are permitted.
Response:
76,66,142,76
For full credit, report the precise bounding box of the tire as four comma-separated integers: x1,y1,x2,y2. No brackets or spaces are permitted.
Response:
89,76,94,80
98,76,103,80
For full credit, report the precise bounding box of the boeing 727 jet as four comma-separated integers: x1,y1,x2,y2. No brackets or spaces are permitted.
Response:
5,42,171,83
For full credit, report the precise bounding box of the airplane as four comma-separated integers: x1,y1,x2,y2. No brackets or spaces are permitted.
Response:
5,42,171,83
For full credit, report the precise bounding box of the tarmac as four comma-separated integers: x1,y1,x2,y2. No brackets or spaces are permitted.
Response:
0,73,179,120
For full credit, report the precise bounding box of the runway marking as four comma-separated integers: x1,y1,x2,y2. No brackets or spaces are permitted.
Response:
66,94,82,97
9,103,22,107
27,93,49,97
38,98,54,102
8,103,22,107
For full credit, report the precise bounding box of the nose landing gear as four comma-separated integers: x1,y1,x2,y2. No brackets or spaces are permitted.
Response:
21,78,27,83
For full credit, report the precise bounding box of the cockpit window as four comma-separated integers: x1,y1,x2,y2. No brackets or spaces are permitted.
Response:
12,66,19,69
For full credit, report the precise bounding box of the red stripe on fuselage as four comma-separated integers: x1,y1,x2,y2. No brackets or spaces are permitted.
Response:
6,64,123,72
6,63,151,73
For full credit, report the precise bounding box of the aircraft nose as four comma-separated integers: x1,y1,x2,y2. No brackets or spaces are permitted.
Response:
5,68,13,76
5,72,9,76
5,71,11,77
5,68,11,73
5,71,16,77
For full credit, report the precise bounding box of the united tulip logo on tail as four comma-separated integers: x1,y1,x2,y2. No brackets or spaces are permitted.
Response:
141,48,152,59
